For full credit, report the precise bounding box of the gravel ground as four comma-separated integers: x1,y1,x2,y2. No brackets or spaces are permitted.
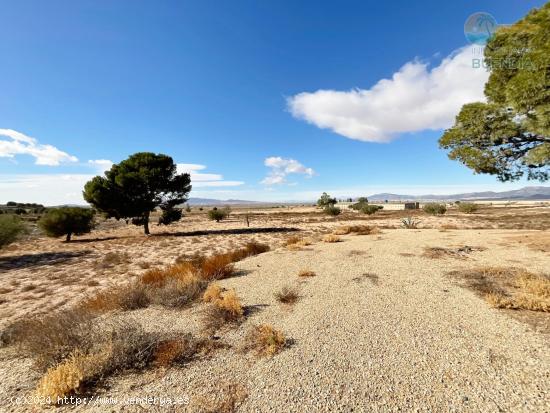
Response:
1,229,548,412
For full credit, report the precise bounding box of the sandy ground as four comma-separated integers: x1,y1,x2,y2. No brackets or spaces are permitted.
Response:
1,212,549,411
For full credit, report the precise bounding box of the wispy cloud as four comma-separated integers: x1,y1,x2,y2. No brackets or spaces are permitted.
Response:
261,156,315,185
176,163,244,187
287,46,489,142
0,129,78,165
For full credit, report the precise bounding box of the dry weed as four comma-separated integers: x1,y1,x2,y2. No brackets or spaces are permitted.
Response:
242,324,286,357
298,269,316,278
274,286,299,305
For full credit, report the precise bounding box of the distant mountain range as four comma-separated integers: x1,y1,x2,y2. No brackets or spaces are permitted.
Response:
187,198,263,206
367,186,550,201
187,186,550,205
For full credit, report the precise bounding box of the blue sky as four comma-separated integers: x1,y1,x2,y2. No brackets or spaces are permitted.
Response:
0,0,547,204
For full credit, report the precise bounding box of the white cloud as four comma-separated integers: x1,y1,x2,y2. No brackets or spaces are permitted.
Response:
88,159,113,173
177,163,244,187
176,163,206,172
261,157,315,185
287,46,489,142
0,129,78,165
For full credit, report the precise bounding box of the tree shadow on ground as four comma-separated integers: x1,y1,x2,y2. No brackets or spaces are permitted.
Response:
154,227,300,237
0,250,93,271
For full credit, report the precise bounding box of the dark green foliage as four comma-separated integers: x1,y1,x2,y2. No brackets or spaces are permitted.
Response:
439,4,550,181
349,199,382,215
83,153,191,235
317,192,337,208
324,205,341,216
0,215,25,248
360,204,383,215
208,208,228,222
158,207,183,226
457,202,479,214
38,207,95,242
422,203,447,215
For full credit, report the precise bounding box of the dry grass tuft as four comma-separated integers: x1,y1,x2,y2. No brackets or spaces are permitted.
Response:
152,334,221,368
298,269,316,278
322,234,341,243
202,289,245,333
284,236,312,250
242,324,286,357
274,286,299,305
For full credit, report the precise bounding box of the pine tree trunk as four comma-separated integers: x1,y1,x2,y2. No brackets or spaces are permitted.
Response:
144,216,150,235
66,232,72,242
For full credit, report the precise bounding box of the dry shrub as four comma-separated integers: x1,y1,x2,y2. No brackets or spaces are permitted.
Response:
516,271,550,298
153,335,201,368
36,350,107,400
242,324,286,357
228,242,269,261
451,266,550,312
274,286,299,305
285,236,312,250
81,282,150,313
322,234,341,243
33,324,212,402
333,225,379,236
485,292,550,312
298,269,316,278
332,226,352,235
199,254,235,280
439,224,459,231
146,276,206,307
196,382,248,413
203,283,224,303
153,335,226,369
1,309,98,370
422,245,483,259
202,289,244,333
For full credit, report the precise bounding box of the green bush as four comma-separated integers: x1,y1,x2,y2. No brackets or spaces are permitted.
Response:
208,208,228,222
317,192,337,208
158,207,182,225
0,215,25,248
324,205,341,216
422,203,447,215
360,205,383,215
38,207,95,242
457,202,478,214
